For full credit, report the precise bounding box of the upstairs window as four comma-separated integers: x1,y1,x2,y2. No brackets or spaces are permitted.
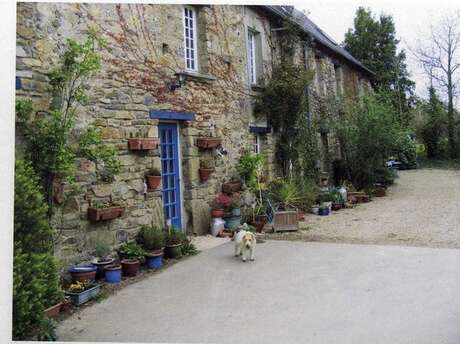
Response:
183,7,198,71
247,29,257,84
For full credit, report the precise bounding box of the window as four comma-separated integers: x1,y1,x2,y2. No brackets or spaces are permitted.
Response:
248,30,256,84
334,64,344,96
253,134,262,154
183,7,198,71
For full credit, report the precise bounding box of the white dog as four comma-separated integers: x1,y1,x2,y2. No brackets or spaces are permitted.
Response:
234,230,256,262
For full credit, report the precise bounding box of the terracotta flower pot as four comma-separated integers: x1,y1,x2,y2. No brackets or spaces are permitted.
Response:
128,138,159,150
199,168,214,182
222,181,242,194
146,175,161,190
44,302,63,319
211,208,225,218
121,259,141,277
69,265,97,283
251,220,265,233
196,137,222,149
88,206,125,222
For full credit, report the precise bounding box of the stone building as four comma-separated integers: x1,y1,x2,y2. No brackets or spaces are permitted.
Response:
16,3,372,262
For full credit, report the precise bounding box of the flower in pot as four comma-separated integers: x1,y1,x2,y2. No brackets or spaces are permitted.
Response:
211,193,232,218
118,241,145,277
199,158,215,182
164,226,184,259
65,281,100,306
137,224,165,269
91,241,115,279
145,167,161,191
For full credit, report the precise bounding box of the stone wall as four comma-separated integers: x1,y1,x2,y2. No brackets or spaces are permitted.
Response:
15,3,371,263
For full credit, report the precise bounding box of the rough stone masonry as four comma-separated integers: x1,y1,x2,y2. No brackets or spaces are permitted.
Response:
15,3,372,263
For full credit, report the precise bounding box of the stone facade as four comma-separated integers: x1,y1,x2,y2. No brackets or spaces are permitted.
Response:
16,3,372,263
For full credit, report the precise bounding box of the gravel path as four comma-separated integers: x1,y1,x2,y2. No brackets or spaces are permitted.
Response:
265,169,460,249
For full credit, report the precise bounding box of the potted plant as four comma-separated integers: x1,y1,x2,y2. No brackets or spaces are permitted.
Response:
65,281,101,306
230,193,242,217
87,200,125,222
91,241,115,280
318,203,330,216
137,224,165,269
269,179,301,232
104,264,122,284
212,193,232,218
145,167,161,191
68,265,97,283
222,178,242,194
199,158,215,182
330,189,344,211
164,227,183,259
128,132,159,150
118,241,145,277
196,137,222,149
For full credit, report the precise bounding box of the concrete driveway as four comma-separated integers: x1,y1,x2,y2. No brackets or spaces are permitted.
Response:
57,240,460,344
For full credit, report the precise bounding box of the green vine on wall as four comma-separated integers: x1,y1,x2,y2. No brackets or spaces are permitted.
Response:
16,29,120,215
255,19,319,180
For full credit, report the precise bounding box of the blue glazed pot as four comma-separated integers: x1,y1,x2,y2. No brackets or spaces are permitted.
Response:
318,208,330,216
104,265,122,284
225,216,241,230
231,207,241,217
146,255,163,269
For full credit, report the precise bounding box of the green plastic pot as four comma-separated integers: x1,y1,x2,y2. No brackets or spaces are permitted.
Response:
165,244,183,259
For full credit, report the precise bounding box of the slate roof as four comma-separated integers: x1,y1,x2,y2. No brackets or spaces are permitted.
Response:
263,5,374,76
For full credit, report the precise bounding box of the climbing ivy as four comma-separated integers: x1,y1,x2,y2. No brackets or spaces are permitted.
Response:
255,20,319,179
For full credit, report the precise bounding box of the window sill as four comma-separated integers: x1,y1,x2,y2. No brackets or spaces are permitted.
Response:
176,71,216,84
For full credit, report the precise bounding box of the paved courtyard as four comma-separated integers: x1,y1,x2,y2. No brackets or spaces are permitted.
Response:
57,240,460,344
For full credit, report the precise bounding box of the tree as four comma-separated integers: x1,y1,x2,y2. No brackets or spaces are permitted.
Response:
344,7,415,121
414,12,460,158
421,87,446,159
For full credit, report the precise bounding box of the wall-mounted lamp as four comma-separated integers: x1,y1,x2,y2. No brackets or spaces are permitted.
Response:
168,72,188,91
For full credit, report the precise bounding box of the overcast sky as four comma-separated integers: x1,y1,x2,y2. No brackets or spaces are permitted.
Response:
293,0,460,99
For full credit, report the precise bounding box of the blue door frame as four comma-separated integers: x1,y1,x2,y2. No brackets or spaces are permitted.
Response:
159,123,182,230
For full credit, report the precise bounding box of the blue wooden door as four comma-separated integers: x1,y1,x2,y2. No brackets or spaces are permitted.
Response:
159,123,182,230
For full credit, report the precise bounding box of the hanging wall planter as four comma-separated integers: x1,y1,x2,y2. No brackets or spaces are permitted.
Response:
222,180,242,194
128,138,159,151
88,206,125,222
199,168,214,182
196,137,222,149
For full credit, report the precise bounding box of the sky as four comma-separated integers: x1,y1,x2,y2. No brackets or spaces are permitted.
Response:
293,0,460,99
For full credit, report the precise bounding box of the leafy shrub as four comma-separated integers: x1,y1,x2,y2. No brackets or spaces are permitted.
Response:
374,167,395,186
94,241,111,261
118,241,145,259
13,158,63,340
13,248,62,340
237,150,264,191
296,179,320,210
14,159,54,254
269,179,302,210
394,132,417,169
137,225,165,251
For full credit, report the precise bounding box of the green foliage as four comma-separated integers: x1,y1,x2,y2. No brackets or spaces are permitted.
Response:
269,178,302,210
254,62,318,178
14,159,54,253
178,234,199,256
13,248,62,340
16,31,118,212
94,241,111,260
164,227,183,246
118,241,145,259
374,166,396,186
335,92,403,189
36,318,58,342
296,179,320,210
137,225,165,251
344,7,415,118
237,150,264,191
394,132,417,169
420,87,447,159
78,127,121,180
